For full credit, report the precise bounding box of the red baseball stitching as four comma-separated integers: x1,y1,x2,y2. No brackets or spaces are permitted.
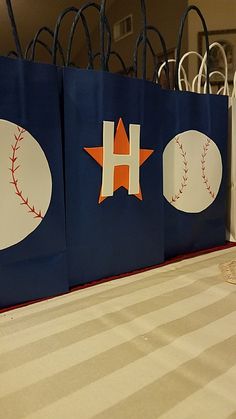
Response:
201,138,215,199
171,136,188,203
9,126,43,219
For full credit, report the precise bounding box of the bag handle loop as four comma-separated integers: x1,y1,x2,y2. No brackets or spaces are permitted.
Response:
5,0,23,58
157,59,175,86
158,59,192,90
108,51,128,74
197,42,228,95
100,0,147,77
232,71,236,98
28,27,65,65
133,25,169,86
7,50,18,58
53,6,93,66
175,5,210,92
53,7,77,65
178,51,204,91
66,2,111,68
133,31,159,81
207,72,229,95
193,73,213,94
67,16,92,68
92,51,128,74
26,40,53,61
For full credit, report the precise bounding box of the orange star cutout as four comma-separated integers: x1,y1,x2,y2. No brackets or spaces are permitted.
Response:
84,118,154,203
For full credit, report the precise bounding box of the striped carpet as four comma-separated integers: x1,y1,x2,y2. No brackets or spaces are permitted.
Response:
1,248,236,419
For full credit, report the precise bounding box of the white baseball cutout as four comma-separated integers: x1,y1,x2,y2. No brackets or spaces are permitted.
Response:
163,130,222,213
0,119,52,250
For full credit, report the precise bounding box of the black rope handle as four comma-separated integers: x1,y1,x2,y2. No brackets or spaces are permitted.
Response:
133,25,169,87
100,0,147,77
25,38,61,63
66,2,107,68
152,57,159,83
66,7,94,68
175,4,210,92
108,51,128,74
68,61,77,67
52,6,94,66
25,39,53,61
27,27,65,65
67,2,111,69
5,0,22,58
92,51,102,68
53,7,77,65
67,12,93,68
7,50,18,58
92,51,128,74
134,33,158,80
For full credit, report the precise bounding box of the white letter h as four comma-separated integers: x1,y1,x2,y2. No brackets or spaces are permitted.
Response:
101,121,140,197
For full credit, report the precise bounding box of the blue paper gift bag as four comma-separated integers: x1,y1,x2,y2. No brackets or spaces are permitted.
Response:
0,57,68,308
162,5,228,259
63,69,164,286
60,0,170,287
162,88,228,258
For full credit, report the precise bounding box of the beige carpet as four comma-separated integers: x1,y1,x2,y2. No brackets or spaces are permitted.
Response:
1,248,236,419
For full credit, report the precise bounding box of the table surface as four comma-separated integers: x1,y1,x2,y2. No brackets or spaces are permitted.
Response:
1,246,236,419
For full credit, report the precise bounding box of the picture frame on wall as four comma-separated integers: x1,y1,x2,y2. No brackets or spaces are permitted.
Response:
198,28,236,85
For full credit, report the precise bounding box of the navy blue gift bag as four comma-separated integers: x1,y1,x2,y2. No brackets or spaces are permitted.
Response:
162,5,228,259
63,0,165,287
63,70,164,286
0,2,68,308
